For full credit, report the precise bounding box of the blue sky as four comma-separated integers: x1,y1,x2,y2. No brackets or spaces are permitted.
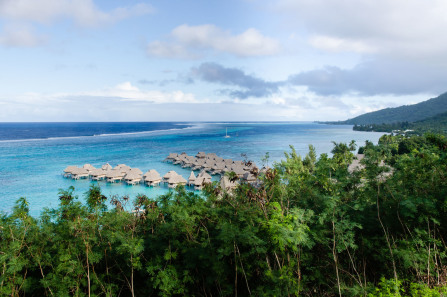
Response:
0,0,446,121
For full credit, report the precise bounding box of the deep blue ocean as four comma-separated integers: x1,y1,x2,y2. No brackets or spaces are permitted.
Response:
0,122,384,216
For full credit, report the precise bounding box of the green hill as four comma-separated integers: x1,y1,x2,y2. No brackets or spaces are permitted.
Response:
412,110,447,133
352,110,447,134
339,92,447,125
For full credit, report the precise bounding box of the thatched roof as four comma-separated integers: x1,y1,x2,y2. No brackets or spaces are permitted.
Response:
221,167,230,173
196,152,206,158
71,167,89,175
212,162,225,171
197,170,212,180
230,166,245,176
64,166,78,173
182,156,196,165
169,174,187,184
206,153,218,159
188,171,196,182
214,157,224,163
220,176,238,190
115,164,131,172
144,169,161,181
83,164,96,171
90,168,107,176
163,170,178,180
124,172,142,181
223,159,233,165
106,170,124,178
129,168,143,175
194,177,208,186
193,158,205,165
202,160,213,168
102,163,112,170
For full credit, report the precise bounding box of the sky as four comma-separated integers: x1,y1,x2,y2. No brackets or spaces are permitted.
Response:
0,0,446,122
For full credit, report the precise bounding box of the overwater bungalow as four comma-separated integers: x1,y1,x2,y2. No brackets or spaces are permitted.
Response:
211,162,225,175
164,153,179,162
196,152,206,159
102,163,113,171
128,168,143,175
106,170,125,183
201,160,213,171
192,159,205,170
230,165,246,177
168,174,187,188
193,178,209,190
197,170,212,182
181,156,196,168
223,159,233,166
173,155,187,165
83,164,96,172
124,172,143,185
221,166,231,174
90,168,108,180
206,153,218,160
63,165,78,177
144,169,162,186
71,167,89,180
194,171,212,190
115,164,131,170
162,170,178,184
220,176,239,192
188,171,196,186
193,170,212,190
214,156,224,163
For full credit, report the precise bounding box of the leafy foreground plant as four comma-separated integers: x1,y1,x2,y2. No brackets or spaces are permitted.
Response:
1,134,447,296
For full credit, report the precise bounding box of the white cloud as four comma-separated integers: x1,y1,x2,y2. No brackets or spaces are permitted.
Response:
147,41,196,60
147,24,280,58
0,23,47,47
264,0,447,96
309,35,375,54
0,82,433,122
1,82,201,105
0,0,153,27
277,0,447,58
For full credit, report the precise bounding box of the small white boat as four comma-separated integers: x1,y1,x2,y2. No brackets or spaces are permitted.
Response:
224,127,230,138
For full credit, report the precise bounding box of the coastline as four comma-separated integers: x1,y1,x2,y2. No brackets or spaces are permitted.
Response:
0,122,385,216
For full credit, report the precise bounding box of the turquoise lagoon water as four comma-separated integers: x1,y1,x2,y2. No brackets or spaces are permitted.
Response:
0,122,384,216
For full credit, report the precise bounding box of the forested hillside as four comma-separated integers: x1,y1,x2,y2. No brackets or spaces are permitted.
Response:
353,111,447,134
2,135,447,296
333,92,447,125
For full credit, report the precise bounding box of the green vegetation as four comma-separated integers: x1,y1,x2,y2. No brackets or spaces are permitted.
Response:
2,134,447,296
322,92,447,126
353,111,447,134
341,92,447,125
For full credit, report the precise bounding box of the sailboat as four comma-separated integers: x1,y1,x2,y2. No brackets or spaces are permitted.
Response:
224,127,230,138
